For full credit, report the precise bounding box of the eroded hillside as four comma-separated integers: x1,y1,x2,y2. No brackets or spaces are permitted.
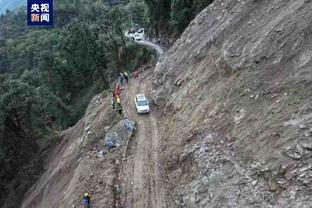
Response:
150,0,312,207
21,93,124,208
20,0,312,207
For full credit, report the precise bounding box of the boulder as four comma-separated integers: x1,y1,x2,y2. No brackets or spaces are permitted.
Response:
105,119,135,150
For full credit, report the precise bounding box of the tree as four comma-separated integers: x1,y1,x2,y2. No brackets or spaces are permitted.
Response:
0,79,37,140
62,22,98,89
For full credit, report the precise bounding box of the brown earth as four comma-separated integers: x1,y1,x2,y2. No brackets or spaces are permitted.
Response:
21,0,312,207
21,69,169,208
117,75,167,208
149,0,312,207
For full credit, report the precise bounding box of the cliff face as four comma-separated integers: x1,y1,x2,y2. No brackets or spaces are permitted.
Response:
151,0,312,207
21,93,123,208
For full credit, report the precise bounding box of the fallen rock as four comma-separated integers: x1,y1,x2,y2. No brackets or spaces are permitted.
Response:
105,119,135,150
299,124,308,129
301,143,312,150
104,126,111,133
285,149,302,160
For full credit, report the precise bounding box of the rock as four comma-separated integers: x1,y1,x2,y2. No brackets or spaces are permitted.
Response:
295,144,304,155
301,143,312,150
299,124,308,129
176,79,184,86
277,179,288,188
299,172,306,178
285,150,302,160
304,131,311,137
104,126,111,132
251,180,258,186
299,165,311,172
200,144,209,153
303,179,311,184
105,119,135,150
268,181,280,192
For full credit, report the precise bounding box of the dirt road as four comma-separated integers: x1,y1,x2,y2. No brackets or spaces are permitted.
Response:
135,40,164,57
119,78,167,208
124,32,164,57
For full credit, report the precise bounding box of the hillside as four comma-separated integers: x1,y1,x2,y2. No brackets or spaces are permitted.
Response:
0,0,156,207
150,0,312,207
0,0,24,14
12,0,312,207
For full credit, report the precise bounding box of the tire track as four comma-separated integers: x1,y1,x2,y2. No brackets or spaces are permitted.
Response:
119,78,167,208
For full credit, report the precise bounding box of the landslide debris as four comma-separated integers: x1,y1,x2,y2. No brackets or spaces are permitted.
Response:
21,92,135,208
149,0,312,207
105,119,135,150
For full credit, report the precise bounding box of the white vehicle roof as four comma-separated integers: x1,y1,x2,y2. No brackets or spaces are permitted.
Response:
136,94,146,101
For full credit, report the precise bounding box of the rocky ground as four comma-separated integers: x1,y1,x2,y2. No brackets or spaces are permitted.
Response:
21,92,126,208
149,0,312,207
21,0,312,207
21,70,168,208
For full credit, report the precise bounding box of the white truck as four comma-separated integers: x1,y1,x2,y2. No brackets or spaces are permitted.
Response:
126,28,144,41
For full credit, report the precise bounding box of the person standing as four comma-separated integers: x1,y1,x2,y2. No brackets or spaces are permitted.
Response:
119,72,124,85
117,104,123,116
115,84,121,98
124,71,128,83
116,96,121,108
115,96,123,116
82,193,91,208
111,97,115,110
134,68,139,79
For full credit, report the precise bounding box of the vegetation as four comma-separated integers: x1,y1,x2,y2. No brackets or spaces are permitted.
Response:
0,0,154,136
0,0,212,206
0,0,155,207
144,0,214,36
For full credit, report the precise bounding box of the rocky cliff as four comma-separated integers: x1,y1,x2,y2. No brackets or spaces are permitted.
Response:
151,0,312,207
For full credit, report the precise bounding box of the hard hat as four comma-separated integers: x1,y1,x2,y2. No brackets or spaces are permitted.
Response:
84,193,89,197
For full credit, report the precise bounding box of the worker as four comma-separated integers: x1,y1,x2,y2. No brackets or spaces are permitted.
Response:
119,72,124,85
112,89,116,99
124,71,128,83
134,68,139,79
116,96,121,107
117,104,123,116
82,193,91,208
111,97,115,110
115,84,121,98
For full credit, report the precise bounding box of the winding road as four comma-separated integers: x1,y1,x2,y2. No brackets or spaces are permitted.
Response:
124,31,164,57
118,35,166,208
135,40,163,57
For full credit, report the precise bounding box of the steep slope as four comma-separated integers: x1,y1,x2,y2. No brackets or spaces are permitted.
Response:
19,0,312,207
150,0,312,207
21,68,167,208
21,92,122,208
